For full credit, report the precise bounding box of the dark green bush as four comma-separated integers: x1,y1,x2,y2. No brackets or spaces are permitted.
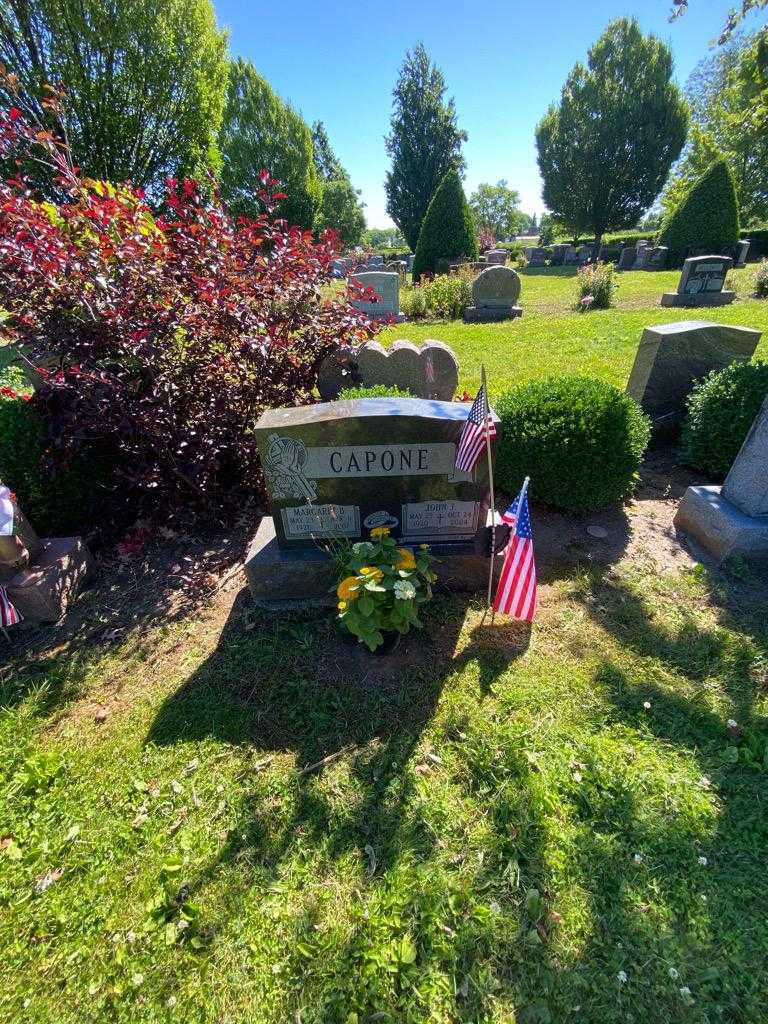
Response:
658,159,740,267
495,376,651,512
744,228,768,259
0,364,91,535
681,361,768,478
412,170,478,282
338,384,414,400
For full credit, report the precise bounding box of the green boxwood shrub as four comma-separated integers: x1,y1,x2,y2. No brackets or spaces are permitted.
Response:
338,384,414,400
412,169,478,282
658,159,740,267
401,269,474,320
681,361,768,478
495,376,651,512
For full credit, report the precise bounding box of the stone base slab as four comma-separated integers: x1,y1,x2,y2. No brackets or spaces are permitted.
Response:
674,485,768,564
661,291,735,307
245,516,501,609
463,306,523,322
5,536,93,623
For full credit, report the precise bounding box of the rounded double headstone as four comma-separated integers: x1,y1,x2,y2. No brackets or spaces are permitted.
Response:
317,340,459,401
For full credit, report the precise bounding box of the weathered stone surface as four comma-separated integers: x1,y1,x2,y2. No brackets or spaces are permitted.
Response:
576,246,591,265
485,249,508,265
472,265,521,307
526,247,547,267
463,305,523,322
734,239,750,268
674,485,768,564
0,493,41,580
626,320,761,436
245,513,500,607
722,394,768,518
643,246,668,270
350,271,402,319
254,397,497,554
617,246,636,271
661,255,735,307
317,340,459,401
5,536,92,623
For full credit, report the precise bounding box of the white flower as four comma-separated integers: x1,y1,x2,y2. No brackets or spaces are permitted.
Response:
632,853,643,864
352,541,373,557
617,970,628,983
727,719,738,728
699,776,712,790
394,580,416,600
668,967,679,980
697,855,708,866
166,996,177,1009
131,973,144,988
572,771,583,783
679,986,693,1002
489,900,501,914
643,701,651,710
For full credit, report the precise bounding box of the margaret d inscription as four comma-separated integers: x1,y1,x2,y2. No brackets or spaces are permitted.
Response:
255,398,497,551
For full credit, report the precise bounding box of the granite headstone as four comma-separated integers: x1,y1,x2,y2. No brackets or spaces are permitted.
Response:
617,246,636,271
463,265,522,322
626,320,762,437
661,255,735,307
317,340,459,402
350,271,404,321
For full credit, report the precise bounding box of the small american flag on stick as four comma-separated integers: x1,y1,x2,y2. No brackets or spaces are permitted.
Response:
455,381,497,474
493,478,537,622
0,585,21,629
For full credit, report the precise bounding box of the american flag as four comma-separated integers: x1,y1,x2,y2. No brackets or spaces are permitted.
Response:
0,585,21,628
455,382,497,473
493,482,537,622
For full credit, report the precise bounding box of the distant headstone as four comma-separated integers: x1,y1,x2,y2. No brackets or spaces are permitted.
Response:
643,246,668,271
317,339,459,401
463,265,523,322
405,254,415,273
246,398,500,604
563,245,578,265
526,247,547,267
617,246,636,271
350,271,404,320
633,244,649,269
367,255,384,267
485,249,508,265
330,258,349,279
674,394,768,563
550,244,569,266
661,255,735,307
734,239,750,269
626,320,762,437
576,245,591,265
384,260,406,275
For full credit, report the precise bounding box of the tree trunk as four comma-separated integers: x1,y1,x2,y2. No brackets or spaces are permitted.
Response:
592,232,603,262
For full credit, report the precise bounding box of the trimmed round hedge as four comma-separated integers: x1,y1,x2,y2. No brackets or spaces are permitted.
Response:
681,361,768,478
338,384,414,400
495,376,651,512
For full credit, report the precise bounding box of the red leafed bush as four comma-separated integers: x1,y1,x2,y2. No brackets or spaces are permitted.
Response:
0,80,379,528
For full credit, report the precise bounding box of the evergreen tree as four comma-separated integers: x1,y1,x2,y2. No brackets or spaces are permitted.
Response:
385,44,467,251
658,158,740,265
219,58,320,229
536,18,688,253
0,0,228,196
412,169,477,280
311,120,347,182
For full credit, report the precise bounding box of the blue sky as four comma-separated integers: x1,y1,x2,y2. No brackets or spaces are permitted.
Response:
215,0,763,228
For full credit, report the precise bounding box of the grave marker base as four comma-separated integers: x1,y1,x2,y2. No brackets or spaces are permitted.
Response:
5,536,92,623
463,306,522,322
661,291,735,308
674,485,768,564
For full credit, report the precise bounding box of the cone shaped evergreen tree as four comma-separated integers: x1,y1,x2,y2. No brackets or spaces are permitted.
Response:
412,170,478,281
659,159,740,266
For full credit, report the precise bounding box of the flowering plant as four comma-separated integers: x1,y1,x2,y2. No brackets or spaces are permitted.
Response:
335,527,435,651
575,261,615,311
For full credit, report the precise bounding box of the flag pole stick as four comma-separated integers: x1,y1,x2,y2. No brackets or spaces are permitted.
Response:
482,365,497,616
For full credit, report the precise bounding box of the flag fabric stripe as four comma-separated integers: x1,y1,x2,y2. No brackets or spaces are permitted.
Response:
455,382,497,474
0,585,21,628
492,483,537,623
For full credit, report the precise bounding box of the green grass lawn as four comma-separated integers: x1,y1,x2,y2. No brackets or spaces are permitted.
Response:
3,266,768,1023
381,267,768,396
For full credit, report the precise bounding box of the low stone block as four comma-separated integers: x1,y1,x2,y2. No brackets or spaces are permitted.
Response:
245,515,498,608
661,290,735,307
463,306,523,322
674,485,768,564
5,536,92,623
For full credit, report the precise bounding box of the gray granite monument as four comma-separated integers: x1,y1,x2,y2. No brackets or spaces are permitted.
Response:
526,247,547,267
463,265,522,322
350,271,405,321
485,249,508,266
245,398,500,605
626,320,762,438
661,255,735,307
674,394,768,563
317,339,459,401
617,246,636,271
643,246,668,271
734,240,750,269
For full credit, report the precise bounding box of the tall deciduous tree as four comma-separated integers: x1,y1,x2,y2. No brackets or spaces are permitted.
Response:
219,58,320,229
469,181,525,240
536,18,688,251
0,0,228,195
670,0,767,43
385,44,466,251
315,178,366,247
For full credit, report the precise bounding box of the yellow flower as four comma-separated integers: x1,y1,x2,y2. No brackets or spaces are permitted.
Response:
419,543,429,550
359,565,384,583
337,576,360,601
370,526,390,539
395,547,416,570
338,600,348,612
